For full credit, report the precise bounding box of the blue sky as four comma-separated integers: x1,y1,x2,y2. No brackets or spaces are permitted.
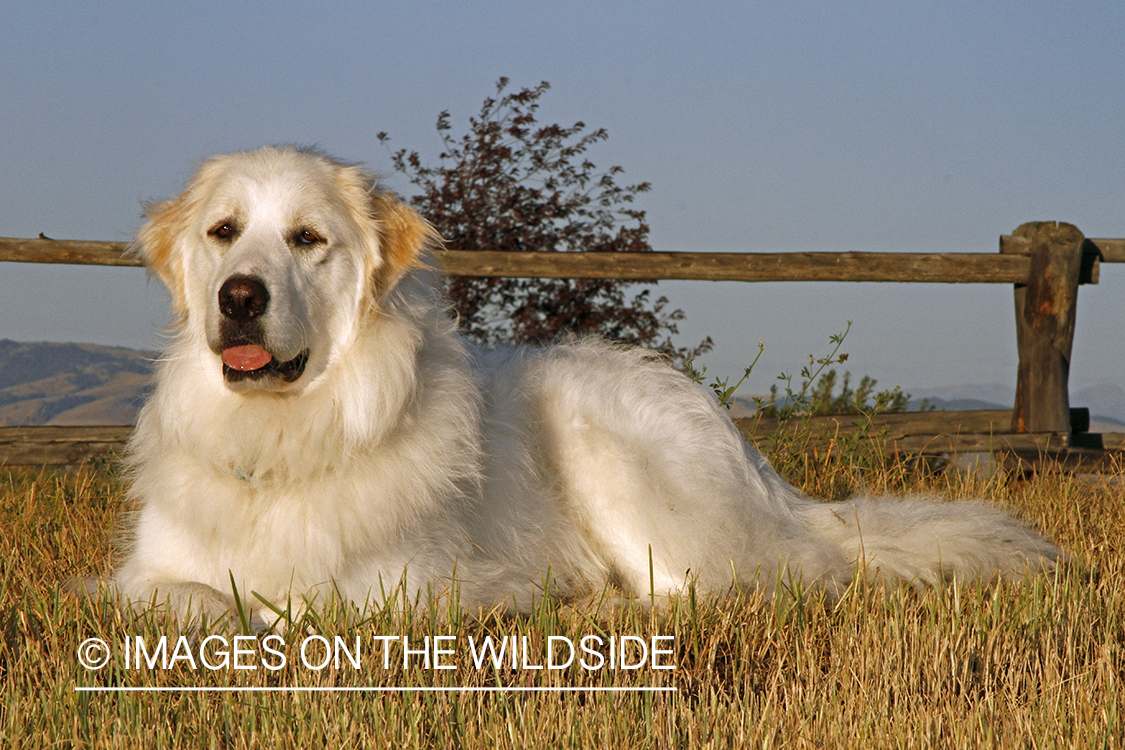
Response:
2,1,1122,396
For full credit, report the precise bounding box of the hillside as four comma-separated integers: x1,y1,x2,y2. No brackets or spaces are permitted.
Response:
0,340,155,426
915,382,1125,430
2,340,1122,429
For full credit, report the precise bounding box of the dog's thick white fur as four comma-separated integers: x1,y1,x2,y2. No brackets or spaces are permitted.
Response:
112,146,1059,626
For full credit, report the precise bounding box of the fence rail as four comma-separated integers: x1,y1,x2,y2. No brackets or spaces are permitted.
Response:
5,234,1125,281
0,426,132,466
2,222,1123,469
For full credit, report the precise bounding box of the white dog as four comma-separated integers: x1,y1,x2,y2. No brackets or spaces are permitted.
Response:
110,145,1058,627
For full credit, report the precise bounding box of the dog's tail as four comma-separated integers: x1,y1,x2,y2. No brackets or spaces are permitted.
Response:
794,495,1062,588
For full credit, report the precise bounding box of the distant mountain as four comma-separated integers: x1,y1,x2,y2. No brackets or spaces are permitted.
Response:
911,383,1014,411
912,382,1125,426
2,339,1122,430
913,396,1009,412
0,340,155,426
1073,383,1125,425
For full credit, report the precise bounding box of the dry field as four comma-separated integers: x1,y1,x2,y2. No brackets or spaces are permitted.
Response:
1,437,1122,748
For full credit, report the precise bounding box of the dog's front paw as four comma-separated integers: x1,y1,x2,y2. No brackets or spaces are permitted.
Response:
97,579,270,635
63,576,118,603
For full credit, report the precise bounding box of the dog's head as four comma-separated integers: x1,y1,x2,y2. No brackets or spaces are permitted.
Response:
135,146,436,394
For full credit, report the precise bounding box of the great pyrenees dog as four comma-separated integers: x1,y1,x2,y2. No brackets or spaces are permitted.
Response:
109,145,1058,628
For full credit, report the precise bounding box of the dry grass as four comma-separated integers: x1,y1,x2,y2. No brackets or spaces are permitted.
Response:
1,443,1122,748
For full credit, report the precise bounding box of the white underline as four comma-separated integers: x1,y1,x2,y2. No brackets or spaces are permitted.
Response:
75,686,676,693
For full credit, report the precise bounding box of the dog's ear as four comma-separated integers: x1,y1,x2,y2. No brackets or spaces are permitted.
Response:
336,163,438,295
134,194,190,317
369,192,438,287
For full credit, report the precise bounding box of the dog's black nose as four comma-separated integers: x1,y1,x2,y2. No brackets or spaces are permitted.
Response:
218,276,270,320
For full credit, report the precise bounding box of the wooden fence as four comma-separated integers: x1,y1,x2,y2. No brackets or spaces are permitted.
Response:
2,222,1124,469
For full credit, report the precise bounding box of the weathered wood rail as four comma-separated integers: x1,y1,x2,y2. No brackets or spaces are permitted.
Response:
0,425,133,466
5,233,1125,279
738,407,1124,473
1,223,1123,468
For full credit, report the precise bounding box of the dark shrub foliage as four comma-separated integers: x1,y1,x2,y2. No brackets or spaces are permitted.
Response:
380,79,710,359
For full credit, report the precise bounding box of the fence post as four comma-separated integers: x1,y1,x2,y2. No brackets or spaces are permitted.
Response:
1000,221,1085,434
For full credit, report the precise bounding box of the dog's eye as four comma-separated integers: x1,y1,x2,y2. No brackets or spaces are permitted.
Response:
294,229,324,246
209,222,236,241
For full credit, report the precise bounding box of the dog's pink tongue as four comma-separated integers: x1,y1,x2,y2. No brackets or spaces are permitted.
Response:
222,345,273,371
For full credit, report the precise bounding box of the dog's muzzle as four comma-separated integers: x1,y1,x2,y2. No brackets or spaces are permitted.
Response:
217,276,309,384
